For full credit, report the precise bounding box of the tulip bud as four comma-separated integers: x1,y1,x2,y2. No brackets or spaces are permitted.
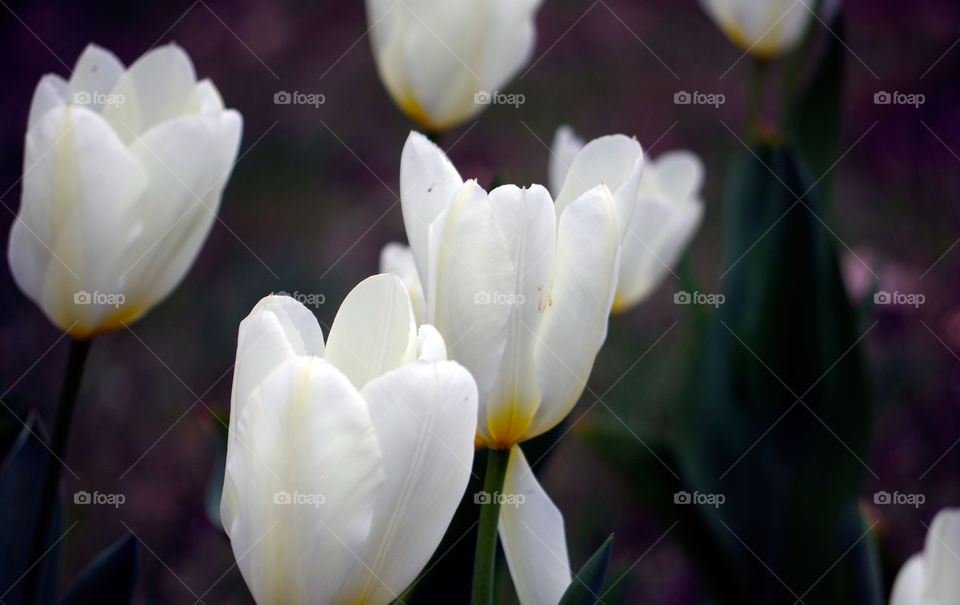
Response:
699,0,841,59
8,44,242,338
891,508,960,605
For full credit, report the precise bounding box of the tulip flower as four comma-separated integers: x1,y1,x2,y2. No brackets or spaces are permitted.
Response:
550,126,705,311
890,508,960,605
699,0,840,59
8,43,242,339
221,274,479,605
364,0,545,132
381,131,628,604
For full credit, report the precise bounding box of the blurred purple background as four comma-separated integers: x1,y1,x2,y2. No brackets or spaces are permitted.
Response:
0,0,958,602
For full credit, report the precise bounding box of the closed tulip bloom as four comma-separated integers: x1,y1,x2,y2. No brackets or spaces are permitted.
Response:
221,274,479,605
550,126,704,311
382,132,624,603
8,44,242,338
699,0,840,58
891,508,960,605
365,0,544,132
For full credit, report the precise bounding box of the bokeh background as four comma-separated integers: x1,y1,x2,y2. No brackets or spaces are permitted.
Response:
0,0,958,603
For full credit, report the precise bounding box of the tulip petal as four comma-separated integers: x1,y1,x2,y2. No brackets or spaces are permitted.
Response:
400,131,463,282
498,445,571,605
225,357,384,605
890,554,924,605
68,44,125,112
27,75,68,130
655,151,705,203
338,360,479,604
417,324,447,362
100,43,197,144
380,241,426,326
553,134,643,236
324,274,418,390
548,125,584,197
428,180,515,441
9,106,147,337
528,185,620,438
924,508,960,602
187,79,226,114
484,185,555,448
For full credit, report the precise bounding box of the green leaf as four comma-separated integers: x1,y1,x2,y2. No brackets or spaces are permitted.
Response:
60,534,139,605
558,535,614,605
0,413,63,605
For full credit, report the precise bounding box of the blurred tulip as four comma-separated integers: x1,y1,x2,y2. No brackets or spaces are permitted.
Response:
221,274,479,605
699,0,840,59
550,126,704,311
8,43,242,339
891,508,960,605
365,0,544,132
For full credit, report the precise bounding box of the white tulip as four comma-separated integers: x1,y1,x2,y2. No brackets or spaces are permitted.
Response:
381,131,624,603
365,0,545,132
550,125,704,311
221,274,479,605
699,0,841,59
8,43,242,339
891,508,960,605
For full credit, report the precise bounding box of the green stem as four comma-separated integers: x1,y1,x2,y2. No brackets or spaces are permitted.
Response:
780,0,825,121
471,447,511,605
23,338,92,605
744,58,770,139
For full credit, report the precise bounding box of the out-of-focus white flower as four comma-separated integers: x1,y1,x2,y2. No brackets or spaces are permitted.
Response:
8,44,242,338
365,0,545,131
550,126,704,311
890,508,960,605
221,274,478,605
699,0,841,59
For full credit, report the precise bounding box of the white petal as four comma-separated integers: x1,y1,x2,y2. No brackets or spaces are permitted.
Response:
548,125,584,197
890,554,924,605
224,357,384,605
499,445,571,605
380,241,426,326
400,131,463,283
428,180,515,440
338,360,479,603
417,324,447,362
553,134,644,237
655,151,705,204
324,274,418,390
484,184,555,448
923,508,960,602
120,110,242,315
186,79,226,114
528,185,620,437
68,44,125,112
27,74,68,130
9,106,147,338
100,43,198,144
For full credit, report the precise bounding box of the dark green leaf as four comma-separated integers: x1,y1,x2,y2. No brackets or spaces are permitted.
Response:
60,534,138,605
558,534,614,605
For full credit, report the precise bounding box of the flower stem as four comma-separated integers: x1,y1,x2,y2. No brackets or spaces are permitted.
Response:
744,58,770,139
23,337,92,605
471,447,511,605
